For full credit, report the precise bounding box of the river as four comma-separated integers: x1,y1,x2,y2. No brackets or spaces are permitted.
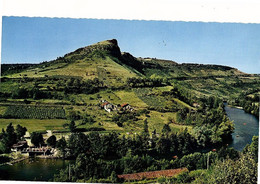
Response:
0,105,258,181
0,157,73,181
224,104,259,151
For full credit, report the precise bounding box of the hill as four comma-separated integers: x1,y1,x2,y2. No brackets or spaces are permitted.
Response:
1,39,258,98
0,39,259,134
1,39,246,80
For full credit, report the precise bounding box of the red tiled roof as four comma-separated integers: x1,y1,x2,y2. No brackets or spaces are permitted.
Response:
117,168,188,181
101,102,109,107
121,103,129,107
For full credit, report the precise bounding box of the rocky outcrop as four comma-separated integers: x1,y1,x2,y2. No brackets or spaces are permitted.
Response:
65,39,122,58
121,52,144,73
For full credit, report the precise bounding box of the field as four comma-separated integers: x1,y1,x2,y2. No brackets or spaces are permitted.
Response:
133,88,167,107
3,105,66,119
0,106,7,115
114,90,148,108
0,118,68,132
144,111,191,133
180,76,260,99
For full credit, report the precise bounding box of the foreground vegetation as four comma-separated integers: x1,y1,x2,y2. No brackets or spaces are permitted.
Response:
0,122,257,183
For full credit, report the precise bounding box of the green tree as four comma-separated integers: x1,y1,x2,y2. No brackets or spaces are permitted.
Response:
68,133,90,158
0,129,10,153
150,129,158,149
82,115,94,125
109,171,118,183
176,108,189,123
31,132,44,147
56,137,67,158
67,111,81,121
207,154,257,184
162,124,171,134
15,124,27,140
12,87,28,99
142,118,149,138
69,121,76,132
6,123,17,145
243,136,258,162
155,135,171,155
47,135,57,147
192,124,213,147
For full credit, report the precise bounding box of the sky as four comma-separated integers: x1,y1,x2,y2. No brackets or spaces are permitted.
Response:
1,16,260,74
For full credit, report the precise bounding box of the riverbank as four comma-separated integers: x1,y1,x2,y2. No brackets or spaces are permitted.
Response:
0,155,29,166
230,106,243,109
226,104,243,110
36,155,60,159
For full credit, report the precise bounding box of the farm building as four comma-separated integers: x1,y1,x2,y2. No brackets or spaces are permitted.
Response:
100,100,134,113
21,147,55,156
101,101,115,113
11,141,28,152
104,103,114,113
121,103,134,111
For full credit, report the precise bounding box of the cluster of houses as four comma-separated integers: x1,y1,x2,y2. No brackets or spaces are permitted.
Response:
100,100,134,113
11,131,55,157
11,139,55,156
11,140,28,152
21,147,55,156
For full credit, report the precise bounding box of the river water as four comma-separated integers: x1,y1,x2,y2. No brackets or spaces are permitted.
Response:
0,157,73,181
224,104,259,151
0,105,258,181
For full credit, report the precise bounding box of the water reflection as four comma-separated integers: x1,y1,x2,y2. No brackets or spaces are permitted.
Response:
0,158,73,181
224,104,259,151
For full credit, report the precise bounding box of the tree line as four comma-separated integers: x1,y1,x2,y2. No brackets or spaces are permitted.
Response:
53,122,257,183
0,123,27,153
53,111,234,183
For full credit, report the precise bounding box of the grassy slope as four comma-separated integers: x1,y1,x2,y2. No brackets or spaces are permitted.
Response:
179,76,260,99
140,58,245,78
6,56,138,82
0,119,68,132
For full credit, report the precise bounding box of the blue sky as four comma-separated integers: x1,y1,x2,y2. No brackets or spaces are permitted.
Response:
1,16,260,74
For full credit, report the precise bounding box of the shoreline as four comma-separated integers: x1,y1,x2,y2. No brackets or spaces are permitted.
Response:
0,153,60,166
232,106,243,110
0,156,29,166
226,104,243,110
36,155,60,159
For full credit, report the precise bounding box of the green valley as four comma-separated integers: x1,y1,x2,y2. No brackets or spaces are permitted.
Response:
0,39,259,183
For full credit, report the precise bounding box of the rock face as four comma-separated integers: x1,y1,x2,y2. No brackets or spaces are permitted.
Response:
121,52,144,73
107,39,118,46
65,39,122,58
87,39,122,58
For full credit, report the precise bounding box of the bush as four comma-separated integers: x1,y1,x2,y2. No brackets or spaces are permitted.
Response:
85,127,106,132
157,176,166,183
0,155,11,164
